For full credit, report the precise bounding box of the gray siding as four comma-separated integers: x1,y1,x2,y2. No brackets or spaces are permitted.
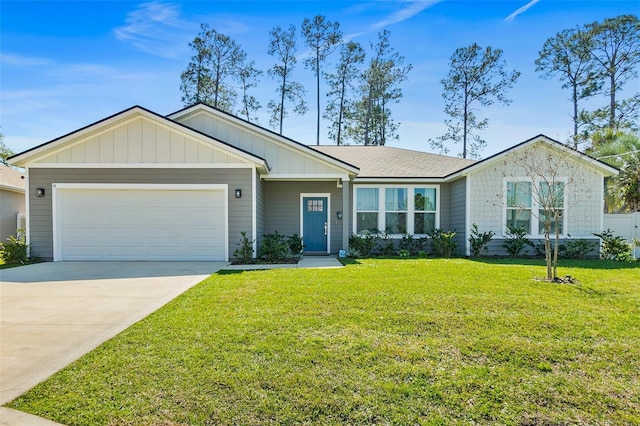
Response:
29,168,252,261
255,173,265,253
264,181,344,253
447,177,467,255
1,190,25,243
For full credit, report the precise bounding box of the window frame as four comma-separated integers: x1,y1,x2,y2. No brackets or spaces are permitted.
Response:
503,178,567,238
353,184,440,237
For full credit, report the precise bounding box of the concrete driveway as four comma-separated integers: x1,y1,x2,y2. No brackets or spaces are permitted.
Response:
0,261,225,411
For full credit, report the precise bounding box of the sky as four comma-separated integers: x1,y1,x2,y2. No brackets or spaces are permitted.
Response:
1,0,638,159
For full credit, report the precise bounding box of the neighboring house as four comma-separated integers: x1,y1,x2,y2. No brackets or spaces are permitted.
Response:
0,164,26,243
8,103,618,261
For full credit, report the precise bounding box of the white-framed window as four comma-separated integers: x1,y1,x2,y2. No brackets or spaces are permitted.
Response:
354,185,439,235
505,179,565,236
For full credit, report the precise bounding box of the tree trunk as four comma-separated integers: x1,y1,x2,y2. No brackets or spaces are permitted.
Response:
337,77,346,145
572,83,578,149
316,61,321,145
545,231,552,281
364,86,373,145
609,71,616,129
463,84,468,159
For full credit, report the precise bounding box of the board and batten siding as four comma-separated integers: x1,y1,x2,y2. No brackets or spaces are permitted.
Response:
445,178,467,255
177,112,345,176
468,144,604,240
35,116,241,165
28,168,252,260
255,173,265,251
263,181,344,253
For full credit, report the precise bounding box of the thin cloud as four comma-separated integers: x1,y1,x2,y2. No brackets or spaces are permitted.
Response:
505,0,540,21
113,1,195,58
346,0,441,40
0,53,53,67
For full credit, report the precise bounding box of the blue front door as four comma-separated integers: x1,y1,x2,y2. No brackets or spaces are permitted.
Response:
303,197,328,252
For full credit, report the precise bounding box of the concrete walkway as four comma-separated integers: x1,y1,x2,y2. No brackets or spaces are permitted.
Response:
0,262,225,407
0,257,342,425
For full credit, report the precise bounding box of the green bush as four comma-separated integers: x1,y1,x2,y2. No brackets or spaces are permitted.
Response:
399,233,425,256
233,232,255,264
468,224,494,257
376,231,395,256
0,231,30,264
560,239,598,259
502,226,532,257
349,234,377,257
427,229,457,258
259,232,301,263
594,229,635,262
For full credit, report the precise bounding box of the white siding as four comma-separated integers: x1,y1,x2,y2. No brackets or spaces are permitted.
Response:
468,143,604,238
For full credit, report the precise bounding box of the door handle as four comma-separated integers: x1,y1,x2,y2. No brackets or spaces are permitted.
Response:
324,222,328,236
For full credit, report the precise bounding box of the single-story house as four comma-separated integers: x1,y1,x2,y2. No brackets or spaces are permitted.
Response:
8,103,618,261
0,164,26,243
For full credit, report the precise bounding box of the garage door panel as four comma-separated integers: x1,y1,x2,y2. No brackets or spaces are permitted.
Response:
56,186,227,261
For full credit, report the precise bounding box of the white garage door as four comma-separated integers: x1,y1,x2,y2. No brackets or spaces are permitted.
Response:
54,184,227,261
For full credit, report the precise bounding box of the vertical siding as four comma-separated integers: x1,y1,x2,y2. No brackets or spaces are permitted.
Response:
29,168,252,261
264,181,343,253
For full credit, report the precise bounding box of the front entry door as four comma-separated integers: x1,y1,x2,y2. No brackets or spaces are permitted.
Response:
302,196,328,252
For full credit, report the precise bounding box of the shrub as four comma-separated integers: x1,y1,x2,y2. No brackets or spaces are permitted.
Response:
399,233,425,256
257,232,305,263
349,234,377,257
0,231,30,264
397,249,410,258
287,234,304,256
233,231,255,264
560,239,598,259
345,247,362,259
468,224,494,257
376,231,395,256
594,229,635,262
502,226,532,257
427,229,457,258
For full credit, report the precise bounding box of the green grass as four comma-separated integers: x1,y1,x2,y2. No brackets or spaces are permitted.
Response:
7,259,640,425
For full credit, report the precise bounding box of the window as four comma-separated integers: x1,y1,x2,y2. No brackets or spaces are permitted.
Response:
414,188,436,234
356,188,379,234
538,182,564,235
505,180,565,236
385,188,407,234
354,186,438,235
506,181,532,233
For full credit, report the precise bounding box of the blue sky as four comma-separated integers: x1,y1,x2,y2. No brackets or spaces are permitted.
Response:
1,0,638,158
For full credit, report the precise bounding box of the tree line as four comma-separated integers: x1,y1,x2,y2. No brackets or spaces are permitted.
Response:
180,16,411,146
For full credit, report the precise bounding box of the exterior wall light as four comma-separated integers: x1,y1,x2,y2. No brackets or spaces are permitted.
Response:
336,210,343,220
235,189,242,199
35,188,46,197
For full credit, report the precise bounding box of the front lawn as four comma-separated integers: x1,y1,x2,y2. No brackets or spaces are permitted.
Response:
7,259,640,425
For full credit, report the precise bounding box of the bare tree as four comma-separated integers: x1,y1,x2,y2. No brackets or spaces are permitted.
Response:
302,15,342,145
503,144,590,281
267,25,307,135
431,44,520,159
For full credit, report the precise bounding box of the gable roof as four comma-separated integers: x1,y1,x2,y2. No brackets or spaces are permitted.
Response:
0,164,25,193
311,145,475,179
167,103,360,175
446,134,619,179
8,105,270,171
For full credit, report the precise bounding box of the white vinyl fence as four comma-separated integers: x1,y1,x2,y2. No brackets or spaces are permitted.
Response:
603,213,640,259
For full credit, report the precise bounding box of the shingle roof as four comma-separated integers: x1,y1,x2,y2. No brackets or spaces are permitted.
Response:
310,145,476,178
0,164,26,192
